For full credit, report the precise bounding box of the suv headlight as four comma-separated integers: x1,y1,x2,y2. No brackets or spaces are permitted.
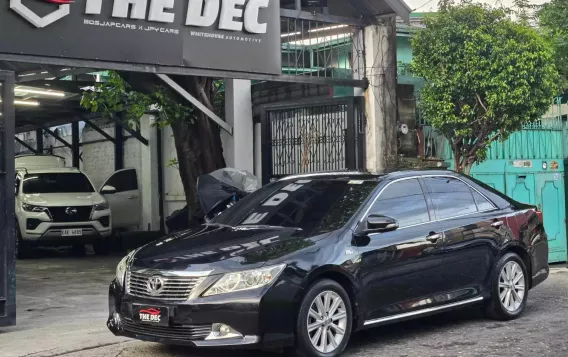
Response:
203,264,286,297
116,250,137,287
94,201,109,211
22,203,51,216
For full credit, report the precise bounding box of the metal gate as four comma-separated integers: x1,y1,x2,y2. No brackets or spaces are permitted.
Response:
260,97,365,183
444,106,567,263
0,70,16,327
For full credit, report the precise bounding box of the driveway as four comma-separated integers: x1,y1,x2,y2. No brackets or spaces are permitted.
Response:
2,254,568,357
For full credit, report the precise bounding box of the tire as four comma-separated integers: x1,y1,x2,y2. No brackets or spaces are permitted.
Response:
295,279,353,357
485,252,529,321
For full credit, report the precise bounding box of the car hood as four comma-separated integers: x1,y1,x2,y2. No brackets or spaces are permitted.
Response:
21,192,104,206
132,225,325,273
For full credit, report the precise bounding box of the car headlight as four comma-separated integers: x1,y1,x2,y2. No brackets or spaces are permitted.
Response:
94,201,110,211
116,250,137,287
203,264,286,297
22,203,51,215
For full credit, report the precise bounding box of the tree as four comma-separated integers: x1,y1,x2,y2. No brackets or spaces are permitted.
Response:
81,72,226,214
538,0,568,89
411,4,559,173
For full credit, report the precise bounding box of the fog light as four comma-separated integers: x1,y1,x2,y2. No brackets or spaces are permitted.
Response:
206,323,243,340
112,312,122,326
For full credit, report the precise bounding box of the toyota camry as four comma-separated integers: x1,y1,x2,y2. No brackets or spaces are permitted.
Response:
107,170,549,357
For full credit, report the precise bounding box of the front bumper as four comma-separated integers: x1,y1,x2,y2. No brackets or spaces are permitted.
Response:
107,277,302,348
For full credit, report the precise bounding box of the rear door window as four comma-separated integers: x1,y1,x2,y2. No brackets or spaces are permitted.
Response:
423,177,478,219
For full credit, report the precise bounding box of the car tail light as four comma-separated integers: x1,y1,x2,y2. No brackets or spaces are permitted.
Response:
535,209,543,223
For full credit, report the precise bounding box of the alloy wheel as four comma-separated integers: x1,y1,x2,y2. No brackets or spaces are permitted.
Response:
499,261,525,312
307,290,348,353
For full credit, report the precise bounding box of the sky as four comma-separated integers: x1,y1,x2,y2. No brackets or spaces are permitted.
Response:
403,0,548,13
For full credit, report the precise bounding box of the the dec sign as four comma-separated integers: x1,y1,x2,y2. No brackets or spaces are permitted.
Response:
83,0,269,34
0,0,282,75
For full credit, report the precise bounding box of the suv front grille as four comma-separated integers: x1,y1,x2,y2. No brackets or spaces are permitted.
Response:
48,206,93,222
126,270,205,301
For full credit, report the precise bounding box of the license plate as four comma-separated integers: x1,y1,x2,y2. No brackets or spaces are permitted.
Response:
62,229,82,236
133,305,169,326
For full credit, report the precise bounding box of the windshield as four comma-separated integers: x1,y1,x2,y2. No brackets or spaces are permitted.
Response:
23,173,95,194
213,179,378,235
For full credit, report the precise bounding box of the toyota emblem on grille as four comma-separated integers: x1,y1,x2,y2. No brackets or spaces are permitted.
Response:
147,276,165,296
65,207,78,215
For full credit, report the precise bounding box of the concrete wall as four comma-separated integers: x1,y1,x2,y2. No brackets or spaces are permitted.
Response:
160,125,186,218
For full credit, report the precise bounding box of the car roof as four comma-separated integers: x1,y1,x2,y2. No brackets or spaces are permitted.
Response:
279,169,459,182
18,167,82,174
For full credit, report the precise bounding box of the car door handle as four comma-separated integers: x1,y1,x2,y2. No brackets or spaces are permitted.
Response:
128,196,138,200
426,233,442,242
491,221,504,228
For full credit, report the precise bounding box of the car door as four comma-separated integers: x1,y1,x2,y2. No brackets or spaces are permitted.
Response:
100,168,141,229
356,177,446,322
422,176,509,301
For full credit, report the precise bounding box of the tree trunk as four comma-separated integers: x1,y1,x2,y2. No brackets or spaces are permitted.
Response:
171,76,226,215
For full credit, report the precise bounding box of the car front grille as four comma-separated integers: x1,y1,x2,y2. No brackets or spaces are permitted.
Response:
48,206,93,222
126,270,205,301
122,318,211,340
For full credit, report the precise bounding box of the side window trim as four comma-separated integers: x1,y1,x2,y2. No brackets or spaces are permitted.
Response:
420,174,498,214
359,177,431,230
417,177,435,221
359,174,499,231
358,176,420,224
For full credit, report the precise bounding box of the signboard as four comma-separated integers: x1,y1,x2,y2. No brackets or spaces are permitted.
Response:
0,0,282,75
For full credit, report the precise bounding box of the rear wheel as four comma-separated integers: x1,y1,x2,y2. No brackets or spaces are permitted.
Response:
485,252,528,320
295,279,352,357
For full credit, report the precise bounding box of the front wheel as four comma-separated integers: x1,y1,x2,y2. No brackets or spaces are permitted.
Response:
485,252,529,320
295,279,353,357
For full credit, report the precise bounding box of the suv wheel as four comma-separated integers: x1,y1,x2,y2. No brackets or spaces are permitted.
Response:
295,279,352,357
486,252,529,320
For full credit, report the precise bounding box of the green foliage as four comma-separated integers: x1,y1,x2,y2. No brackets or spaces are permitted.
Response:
411,3,559,172
538,0,568,89
81,71,194,128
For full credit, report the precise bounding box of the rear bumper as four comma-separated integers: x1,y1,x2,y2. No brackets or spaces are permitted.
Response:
531,265,549,289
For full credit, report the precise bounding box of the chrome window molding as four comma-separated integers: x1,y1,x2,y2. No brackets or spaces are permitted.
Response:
359,174,499,230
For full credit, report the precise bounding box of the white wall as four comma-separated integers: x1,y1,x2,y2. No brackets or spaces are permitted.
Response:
15,113,256,228
161,125,187,218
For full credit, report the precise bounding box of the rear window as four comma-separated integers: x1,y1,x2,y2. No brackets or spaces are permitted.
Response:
214,179,378,235
23,173,94,194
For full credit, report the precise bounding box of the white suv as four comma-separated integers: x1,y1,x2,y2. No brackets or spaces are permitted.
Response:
15,155,141,256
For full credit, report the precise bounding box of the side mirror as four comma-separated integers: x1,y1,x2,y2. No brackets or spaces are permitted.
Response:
101,185,117,194
365,214,399,233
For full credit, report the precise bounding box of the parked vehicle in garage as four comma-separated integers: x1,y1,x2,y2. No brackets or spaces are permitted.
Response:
107,170,549,357
15,155,141,256
165,168,261,232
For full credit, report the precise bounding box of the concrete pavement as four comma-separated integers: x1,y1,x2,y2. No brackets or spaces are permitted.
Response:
2,253,568,357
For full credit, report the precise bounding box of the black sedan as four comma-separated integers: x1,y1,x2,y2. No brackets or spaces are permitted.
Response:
107,170,549,357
